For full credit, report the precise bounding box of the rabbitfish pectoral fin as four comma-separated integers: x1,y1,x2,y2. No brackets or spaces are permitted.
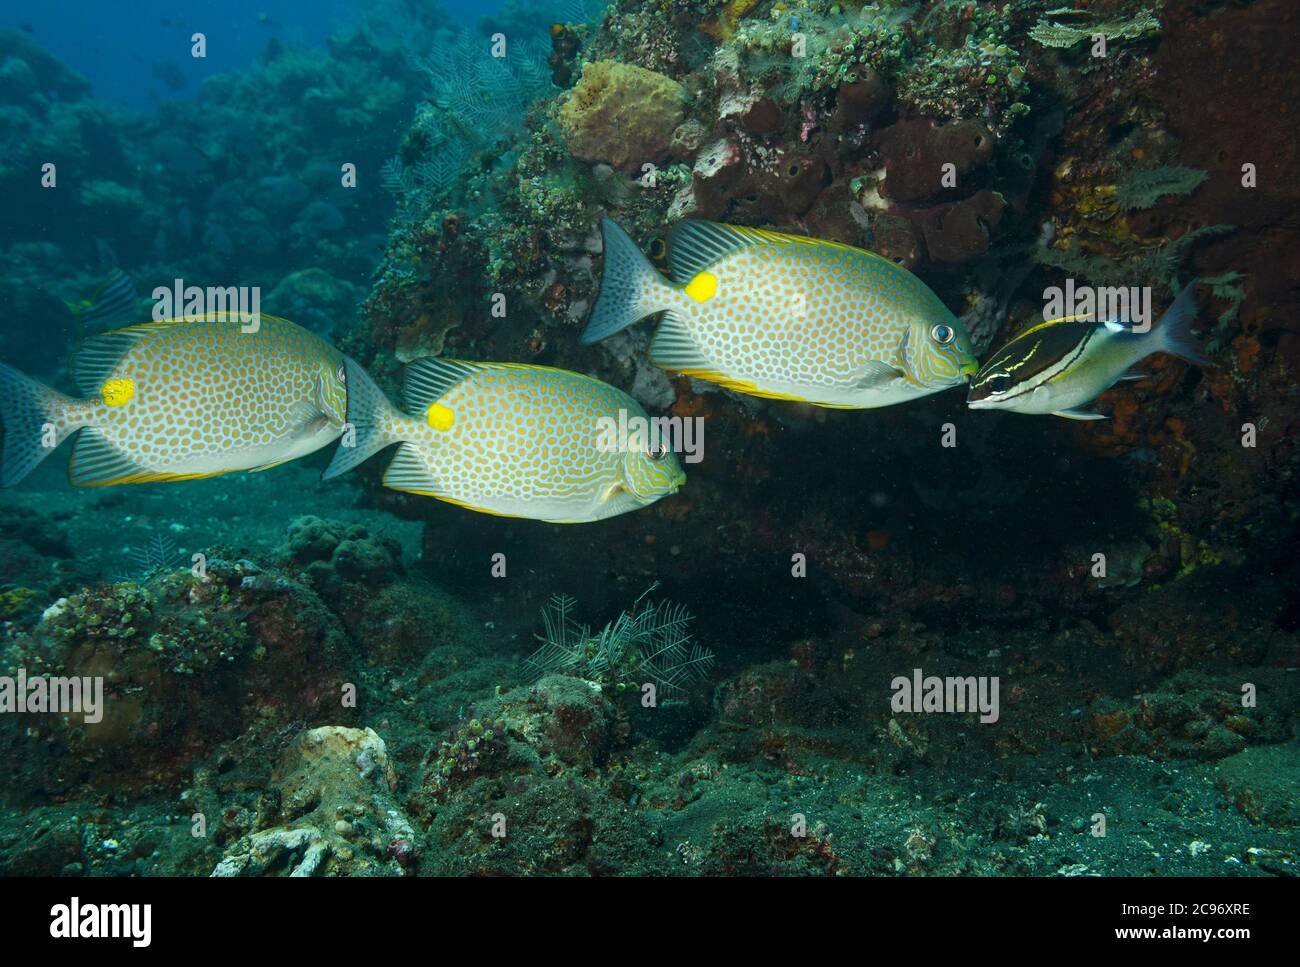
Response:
853,360,907,389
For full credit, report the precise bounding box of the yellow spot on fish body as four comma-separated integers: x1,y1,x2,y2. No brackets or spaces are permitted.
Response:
684,271,718,303
426,402,456,431
101,377,135,407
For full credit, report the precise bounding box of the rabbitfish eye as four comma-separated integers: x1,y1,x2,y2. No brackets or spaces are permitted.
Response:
931,324,954,345
987,374,1011,393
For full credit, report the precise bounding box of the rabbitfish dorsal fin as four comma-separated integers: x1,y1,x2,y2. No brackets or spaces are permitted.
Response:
667,220,880,286
403,358,481,412
72,331,145,398
666,221,764,285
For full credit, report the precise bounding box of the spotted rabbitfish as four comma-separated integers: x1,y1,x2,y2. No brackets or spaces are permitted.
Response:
581,218,979,408
0,313,347,487
323,357,685,523
967,283,1208,420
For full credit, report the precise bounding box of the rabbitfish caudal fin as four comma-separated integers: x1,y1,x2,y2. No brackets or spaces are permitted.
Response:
322,356,403,480
0,362,80,487
581,217,676,344
1155,282,1210,366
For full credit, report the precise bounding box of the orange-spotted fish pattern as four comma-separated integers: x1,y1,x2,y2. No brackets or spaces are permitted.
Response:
323,358,685,523
0,313,346,487
582,218,979,408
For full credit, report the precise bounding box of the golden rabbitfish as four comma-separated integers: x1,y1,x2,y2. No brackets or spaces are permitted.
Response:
323,357,685,523
582,218,979,408
0,313,347,487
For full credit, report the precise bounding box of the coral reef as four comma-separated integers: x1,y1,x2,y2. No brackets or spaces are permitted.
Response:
559,60,688,172
0,20,429,376
0,557,357,798
212,726,417,877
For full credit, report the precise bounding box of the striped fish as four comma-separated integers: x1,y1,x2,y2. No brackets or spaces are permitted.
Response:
323,357,685,523
0,313,347,487
967,284,1207,420
581,218,979,408
67,268,137,334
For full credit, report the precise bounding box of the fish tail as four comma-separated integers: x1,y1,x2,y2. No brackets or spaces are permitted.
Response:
1155,283,1210,366
322,357,403,480
581,217,676,344
0,362,79,487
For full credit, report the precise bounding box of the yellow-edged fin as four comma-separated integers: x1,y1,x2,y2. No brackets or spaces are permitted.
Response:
742,225,897,265
414,359,579,381
675,367,794,398
247,458,294,473
401,491,529,519
112,311,296,334
666,219,898,290
678,221,899,271
672,367,858,408
68,427,227,487
80,471,227,487
70,468,227,488
1014,312,1103,339
484,361,581,376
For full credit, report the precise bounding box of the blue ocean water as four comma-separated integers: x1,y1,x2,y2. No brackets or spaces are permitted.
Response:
0,0,512,107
